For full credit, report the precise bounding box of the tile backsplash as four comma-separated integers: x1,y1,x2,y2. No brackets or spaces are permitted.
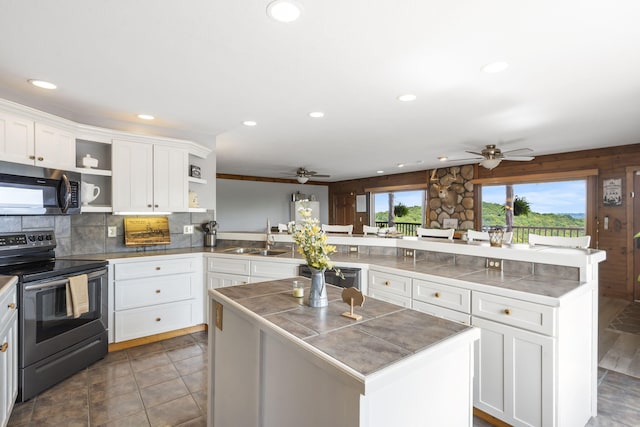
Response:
0,212,215,257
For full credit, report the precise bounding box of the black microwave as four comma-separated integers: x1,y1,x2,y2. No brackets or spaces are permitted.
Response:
0,168,81,215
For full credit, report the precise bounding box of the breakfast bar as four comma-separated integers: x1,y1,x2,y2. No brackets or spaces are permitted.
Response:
208,279,481,427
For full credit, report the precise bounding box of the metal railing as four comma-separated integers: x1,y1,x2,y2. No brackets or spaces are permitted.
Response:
482,225,586,243
375,222,421,236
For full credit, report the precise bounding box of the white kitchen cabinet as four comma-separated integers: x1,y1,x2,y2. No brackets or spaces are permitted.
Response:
112,140,188,213
33,123,75,169
0,281,18,427
412,278,471,324
207,272,249,289
250,260,299,283
111,255,203,342
473,317,555,427
367,269,412,307
0,114,75,169
0,112,34,166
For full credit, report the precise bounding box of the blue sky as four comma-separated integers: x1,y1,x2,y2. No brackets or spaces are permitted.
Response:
374,180,586,214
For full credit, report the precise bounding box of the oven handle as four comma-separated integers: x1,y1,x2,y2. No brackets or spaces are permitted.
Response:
23,268,107,291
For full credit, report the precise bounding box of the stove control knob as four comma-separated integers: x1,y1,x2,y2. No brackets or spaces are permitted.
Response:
28,236,36,242
45,235,52,240
37,235,44,241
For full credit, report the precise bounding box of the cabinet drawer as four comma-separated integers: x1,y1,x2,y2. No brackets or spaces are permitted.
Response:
115,274,195,310
0,283,17,328
207,256,252,275
115,301,195,342
413,279,470,313
368,288,411,308
251,261,299,279
472,291,556,336
368,270,412,297
114,257,197,280
412,300,471,325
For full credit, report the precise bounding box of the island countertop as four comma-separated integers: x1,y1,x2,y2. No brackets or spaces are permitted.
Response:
211,277,478,378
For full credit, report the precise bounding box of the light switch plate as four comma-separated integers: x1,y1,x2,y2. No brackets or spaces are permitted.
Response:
107,226,117,238
183,225,194,234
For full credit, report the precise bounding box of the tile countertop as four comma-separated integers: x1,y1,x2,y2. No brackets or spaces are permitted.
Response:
0,275,18,293
63,246,588,302
211,278,477,376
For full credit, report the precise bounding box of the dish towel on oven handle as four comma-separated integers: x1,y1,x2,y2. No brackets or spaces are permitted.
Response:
66,274,89,318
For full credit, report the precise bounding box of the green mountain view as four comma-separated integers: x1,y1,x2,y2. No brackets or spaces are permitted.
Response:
375,202,585,229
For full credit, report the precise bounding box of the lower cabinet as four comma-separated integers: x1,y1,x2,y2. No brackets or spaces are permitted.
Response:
367,269,412,307
111,255,203,342
472,317,555,427
0,284,18,427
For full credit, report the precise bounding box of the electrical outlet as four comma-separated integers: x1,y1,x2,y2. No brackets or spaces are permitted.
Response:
183,225,194,234
404,249,414,257
486,258,503,271
349,246,359,253
107,226,117,238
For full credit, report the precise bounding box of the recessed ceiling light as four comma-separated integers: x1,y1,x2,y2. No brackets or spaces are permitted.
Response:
377,170,384,174
242,120,257,127
28,79,57,90
482,61,509,73
137,114,155,120
397,163,405,168
309,112,324,118
267,0,302,23
438,156,448,161
397,94,417,102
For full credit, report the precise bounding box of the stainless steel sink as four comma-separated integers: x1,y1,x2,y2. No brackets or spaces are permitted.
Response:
251,249,289,256
222,247,259,254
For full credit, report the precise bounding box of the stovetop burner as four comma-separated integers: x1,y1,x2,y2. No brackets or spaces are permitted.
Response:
0,230,107,282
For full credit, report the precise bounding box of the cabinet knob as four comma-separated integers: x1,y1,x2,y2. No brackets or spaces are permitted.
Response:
504,309,511,315
147,204,153,208
434,292,440,298
384,281,390,286
29,155,35,160
154,204,159,208
37,156,44,161
155,289,161,294
0,342,7,353
7,302,16,309
155,317,161,322
155,267,161,270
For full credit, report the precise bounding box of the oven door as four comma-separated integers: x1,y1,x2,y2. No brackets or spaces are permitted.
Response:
20,267,108,367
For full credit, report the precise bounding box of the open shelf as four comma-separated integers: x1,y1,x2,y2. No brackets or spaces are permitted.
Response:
188,176,207,184
81,205,113,213
76,167,112,177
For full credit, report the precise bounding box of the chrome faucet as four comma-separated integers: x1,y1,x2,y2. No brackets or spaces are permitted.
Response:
266,218,274,250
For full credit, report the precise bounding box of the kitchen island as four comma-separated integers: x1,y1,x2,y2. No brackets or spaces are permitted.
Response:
208,278,480,427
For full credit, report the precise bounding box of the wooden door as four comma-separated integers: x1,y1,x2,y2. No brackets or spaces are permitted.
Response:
333,192,356,226
634,172,640,300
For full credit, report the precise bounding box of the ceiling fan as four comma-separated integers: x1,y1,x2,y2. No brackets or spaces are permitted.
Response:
290,167,331,183
464,144,535,170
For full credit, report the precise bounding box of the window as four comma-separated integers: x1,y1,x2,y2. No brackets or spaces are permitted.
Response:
373,190,426,236
481,181,587,243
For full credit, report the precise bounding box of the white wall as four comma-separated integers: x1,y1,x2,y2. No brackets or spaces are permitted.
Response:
216,179,329,231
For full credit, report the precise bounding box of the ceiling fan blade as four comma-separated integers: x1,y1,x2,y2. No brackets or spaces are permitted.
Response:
503,156,535,161
311,174,331,178
501,148,533,156
465,150,484,156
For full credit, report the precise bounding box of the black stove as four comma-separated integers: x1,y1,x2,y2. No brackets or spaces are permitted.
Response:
0,230,109,401
0,230,107,282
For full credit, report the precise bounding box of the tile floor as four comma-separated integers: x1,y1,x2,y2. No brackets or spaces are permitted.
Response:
7,332,208,427
7,297,640,426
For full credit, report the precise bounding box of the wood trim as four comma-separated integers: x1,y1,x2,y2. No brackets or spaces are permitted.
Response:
217,173,330,186
625,166,640,300
363,183,429,192
472,408,511,427
472,169,599,185
108,324,207,352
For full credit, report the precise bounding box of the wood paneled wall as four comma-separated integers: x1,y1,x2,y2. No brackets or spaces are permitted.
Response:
329,143,640,300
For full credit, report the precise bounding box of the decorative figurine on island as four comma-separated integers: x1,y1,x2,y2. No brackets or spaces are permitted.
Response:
291,206,342,307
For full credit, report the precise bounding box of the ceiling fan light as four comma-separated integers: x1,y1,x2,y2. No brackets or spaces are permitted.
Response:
480,158,502,170
267,0,302,23
297,175,309,184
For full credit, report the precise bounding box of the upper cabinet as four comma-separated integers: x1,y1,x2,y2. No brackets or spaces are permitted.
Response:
112,140,188,213
0,112,75,169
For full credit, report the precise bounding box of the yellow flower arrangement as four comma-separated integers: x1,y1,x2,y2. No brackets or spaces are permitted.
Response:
292,207,337,271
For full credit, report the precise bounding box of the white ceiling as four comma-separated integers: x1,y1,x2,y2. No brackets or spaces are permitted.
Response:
1,1,640,181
